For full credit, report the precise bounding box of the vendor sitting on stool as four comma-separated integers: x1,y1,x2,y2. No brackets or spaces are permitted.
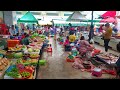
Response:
69,32,76,44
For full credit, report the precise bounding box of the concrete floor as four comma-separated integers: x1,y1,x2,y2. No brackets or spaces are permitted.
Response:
37,37,117,79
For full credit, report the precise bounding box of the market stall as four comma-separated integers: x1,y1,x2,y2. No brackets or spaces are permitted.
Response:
96,52,119,65
0,32,46,79
93,35,120,51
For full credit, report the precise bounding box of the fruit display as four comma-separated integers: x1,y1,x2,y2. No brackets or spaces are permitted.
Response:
6,52,14,59
28,48,33,52
2,34,45,79
22,45,27,51
6,67,22,79
20,71,31,79
8,46,22,51
5,64,35,79
0,50,6,55
28,48,40,53
16,59,38,65
30,53,39,59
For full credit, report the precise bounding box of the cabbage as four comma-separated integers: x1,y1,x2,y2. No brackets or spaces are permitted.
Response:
28,48,33,52
14,52,23,58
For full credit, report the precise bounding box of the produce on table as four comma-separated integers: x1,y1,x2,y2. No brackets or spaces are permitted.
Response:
3,34,44,79
33,49,39,52
17,64,25,70
39,35,46,39
20,71,30,78
25,65,35,72
6,64,34,79
6,52,14,59
0,50,6,55
16,59,38,66
7,72,22,78
14,52,23,58
8,46,22,51
28,48,33,52
6,67,22,78
22,45,27,50
30,53,39,58
0,58,9,71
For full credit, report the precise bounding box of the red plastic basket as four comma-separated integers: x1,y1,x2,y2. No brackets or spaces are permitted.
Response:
7,40,20,48
66,57,75,62
47,47,52,52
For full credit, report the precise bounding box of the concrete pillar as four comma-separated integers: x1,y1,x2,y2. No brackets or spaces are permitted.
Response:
0,11,3,23
3,11,13,26
12,11,17,25
0,11,3,19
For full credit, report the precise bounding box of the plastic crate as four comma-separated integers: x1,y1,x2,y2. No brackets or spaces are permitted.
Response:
66,57,75,62
7,40,20,48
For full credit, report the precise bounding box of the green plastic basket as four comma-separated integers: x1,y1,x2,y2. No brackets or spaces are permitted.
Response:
39,60,46,65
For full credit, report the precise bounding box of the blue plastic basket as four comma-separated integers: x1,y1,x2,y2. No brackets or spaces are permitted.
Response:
6,65,16,73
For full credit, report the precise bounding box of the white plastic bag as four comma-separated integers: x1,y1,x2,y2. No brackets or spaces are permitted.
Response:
90,39,94,44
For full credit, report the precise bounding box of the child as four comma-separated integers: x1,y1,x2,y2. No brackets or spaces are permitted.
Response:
64,36,71,51
43,38,49,48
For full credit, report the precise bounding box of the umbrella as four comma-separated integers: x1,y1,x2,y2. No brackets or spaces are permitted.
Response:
100,17,116,23
17,11,38,23
101,11,116,18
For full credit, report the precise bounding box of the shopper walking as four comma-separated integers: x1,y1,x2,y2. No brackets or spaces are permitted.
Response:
88,25,94,43
103,23,112,52
15,24,19,35
53,26,57,40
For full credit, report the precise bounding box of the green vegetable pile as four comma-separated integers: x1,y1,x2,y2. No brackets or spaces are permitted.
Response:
21,72,30,78
6,68,22,78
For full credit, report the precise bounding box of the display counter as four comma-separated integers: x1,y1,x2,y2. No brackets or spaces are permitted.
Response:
93,36,120,51
1,34,45,79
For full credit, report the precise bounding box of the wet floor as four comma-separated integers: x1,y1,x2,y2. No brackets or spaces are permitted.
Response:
37,37,116,79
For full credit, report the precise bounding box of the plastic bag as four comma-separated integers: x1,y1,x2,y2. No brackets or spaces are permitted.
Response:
90,39,94,44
